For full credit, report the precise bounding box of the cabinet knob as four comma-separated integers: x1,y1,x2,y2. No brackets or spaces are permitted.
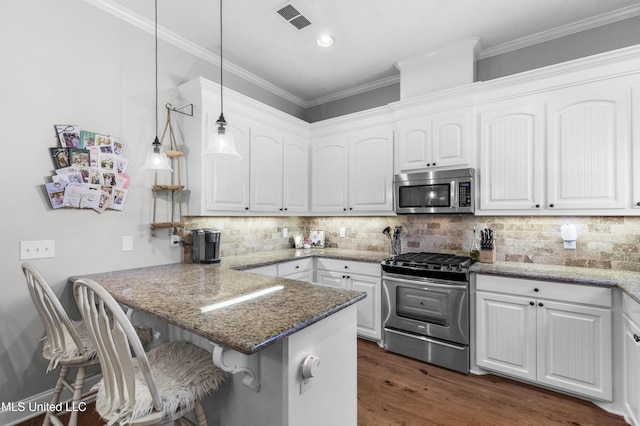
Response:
346,275,350,279
342,275,346,279
245,207,249,210
427,163,431,167
534,288,539,292
284,208,288,211
634,334,640,343
279,208,283,211
432,162,436,166
535,204,540,208
529,301,534,306
538,302,544,307
295,265,300,269
344,266,348,269
549,203,555,208
637,202,640,207
343,208,347,211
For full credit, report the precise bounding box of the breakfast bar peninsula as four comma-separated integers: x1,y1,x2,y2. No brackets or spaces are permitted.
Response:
71,259,366,426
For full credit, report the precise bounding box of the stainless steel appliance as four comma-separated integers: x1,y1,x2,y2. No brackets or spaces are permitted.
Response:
394,168,475,214
191,228,221,263
381,252,474,373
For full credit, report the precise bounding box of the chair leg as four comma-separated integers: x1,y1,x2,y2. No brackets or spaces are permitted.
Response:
194,401,208,426
67,366,86,426
44,365,70,426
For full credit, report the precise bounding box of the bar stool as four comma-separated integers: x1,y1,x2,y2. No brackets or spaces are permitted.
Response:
73,277,230,425
22,263,100,426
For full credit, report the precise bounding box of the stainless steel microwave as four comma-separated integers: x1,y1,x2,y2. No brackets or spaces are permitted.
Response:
394,168,475,214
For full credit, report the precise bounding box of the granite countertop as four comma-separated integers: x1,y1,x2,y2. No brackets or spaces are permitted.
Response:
472,261,640,303
70,248,389,355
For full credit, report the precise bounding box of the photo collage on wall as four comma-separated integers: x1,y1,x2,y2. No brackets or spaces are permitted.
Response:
45,124,129,213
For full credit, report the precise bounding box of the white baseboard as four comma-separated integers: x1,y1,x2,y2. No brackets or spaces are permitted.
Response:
0,374,101,426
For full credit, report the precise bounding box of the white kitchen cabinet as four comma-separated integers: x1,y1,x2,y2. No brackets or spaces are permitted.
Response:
311,124,393,214
203,111,252,212
477,79,630,215
396,108,473,173
623,293,640,426
545,80,628,210
632,86,640,211
246,258,314,283
315,258,382,341
178,77,309,215
250,127,309,213
476,274,612,401
478,101,545,211
277,258,313,282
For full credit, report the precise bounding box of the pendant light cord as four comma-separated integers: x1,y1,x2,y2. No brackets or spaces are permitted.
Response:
219,0,224,116
155,0,159,139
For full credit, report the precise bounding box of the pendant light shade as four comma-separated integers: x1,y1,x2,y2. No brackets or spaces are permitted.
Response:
141,137,173,171
203,0,241,160
204,113,240,159
141,0,172,172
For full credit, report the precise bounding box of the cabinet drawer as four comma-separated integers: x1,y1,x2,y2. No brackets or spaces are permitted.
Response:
623,293,640,325
476,274,612,307
316,258,381,277
278,258,313,276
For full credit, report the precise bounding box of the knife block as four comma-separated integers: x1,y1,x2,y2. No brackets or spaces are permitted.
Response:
479,247,496,263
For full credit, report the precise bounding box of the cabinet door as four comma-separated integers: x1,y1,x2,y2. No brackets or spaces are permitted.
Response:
311,136,348,212
282,135,309,213
536,300,612,401
250,126,283,212
478,102,545,211
632,86,640,210
204,112,251,212
431,110,472,169
396,117,431,171
348,273,381,341
623,314,640,425
476,291,537,380
546,81,629,210
348,125,394,212
315,269,345,288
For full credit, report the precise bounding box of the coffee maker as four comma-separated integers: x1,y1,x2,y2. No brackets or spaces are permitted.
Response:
191,229,221,263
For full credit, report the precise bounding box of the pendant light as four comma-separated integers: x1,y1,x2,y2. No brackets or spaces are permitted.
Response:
142,0,172,171
203,0,241,159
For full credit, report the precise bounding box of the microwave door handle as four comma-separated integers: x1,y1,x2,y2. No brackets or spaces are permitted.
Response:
450,180,457,209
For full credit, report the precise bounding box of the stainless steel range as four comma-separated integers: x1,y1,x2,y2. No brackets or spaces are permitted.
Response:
381,252,474,374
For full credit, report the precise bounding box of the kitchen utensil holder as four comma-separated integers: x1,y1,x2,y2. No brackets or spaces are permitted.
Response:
479,247,496,263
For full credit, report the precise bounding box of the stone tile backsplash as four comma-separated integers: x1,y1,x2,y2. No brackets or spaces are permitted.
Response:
184,215,640,272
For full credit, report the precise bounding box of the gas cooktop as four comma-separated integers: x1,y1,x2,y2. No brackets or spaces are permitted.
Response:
381,252,474,281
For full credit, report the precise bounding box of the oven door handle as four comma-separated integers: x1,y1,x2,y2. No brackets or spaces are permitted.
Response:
383,274,468,291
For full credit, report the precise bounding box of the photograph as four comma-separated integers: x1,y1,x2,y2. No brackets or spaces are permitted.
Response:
54,124,81,148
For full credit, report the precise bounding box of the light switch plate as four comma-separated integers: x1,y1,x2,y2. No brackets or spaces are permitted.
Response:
339,227,346,238
20,240,55,260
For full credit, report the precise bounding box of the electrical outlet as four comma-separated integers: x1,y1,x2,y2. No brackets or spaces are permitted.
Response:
171,234,181,247
339,227,346,238
20,240,55,260
122,236,133,251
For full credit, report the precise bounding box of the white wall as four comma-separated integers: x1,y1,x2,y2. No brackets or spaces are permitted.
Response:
0,0,279,404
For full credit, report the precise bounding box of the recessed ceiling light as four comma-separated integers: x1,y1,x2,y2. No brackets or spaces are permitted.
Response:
317,34,334,47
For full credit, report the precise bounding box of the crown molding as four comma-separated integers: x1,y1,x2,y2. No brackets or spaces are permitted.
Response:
86,0,640,108
84,0,308,107
478,3,640,59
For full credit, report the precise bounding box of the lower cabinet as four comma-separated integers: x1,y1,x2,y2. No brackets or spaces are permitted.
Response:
475,274,612,401
623,293,640,425
315,258,382,342
245,258,313,283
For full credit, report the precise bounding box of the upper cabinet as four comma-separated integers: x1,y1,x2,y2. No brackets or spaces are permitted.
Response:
178,77,309,216
311,115,394,214
396,108,473,173
249,126,309,213
477,68,636,215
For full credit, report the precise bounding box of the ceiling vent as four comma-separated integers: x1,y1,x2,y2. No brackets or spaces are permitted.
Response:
275,3,311,30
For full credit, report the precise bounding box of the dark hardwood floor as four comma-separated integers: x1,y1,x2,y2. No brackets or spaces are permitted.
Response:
18,339,627,426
